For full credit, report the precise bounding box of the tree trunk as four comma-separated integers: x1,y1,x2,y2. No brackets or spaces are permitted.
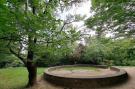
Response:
26,61,37,87
26,40,37,87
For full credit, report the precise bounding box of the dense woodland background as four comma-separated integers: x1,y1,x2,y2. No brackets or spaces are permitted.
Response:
0,0,135,68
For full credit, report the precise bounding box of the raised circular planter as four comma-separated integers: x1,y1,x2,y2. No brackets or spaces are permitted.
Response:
44,65,128,88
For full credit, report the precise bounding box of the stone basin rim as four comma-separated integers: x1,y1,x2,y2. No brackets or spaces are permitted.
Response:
44,64,127,79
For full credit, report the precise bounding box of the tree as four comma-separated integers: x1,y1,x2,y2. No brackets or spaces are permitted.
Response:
85,0,135,38
71,43,85,64
82,37,109,64
82,36,135,66
0,0,83,87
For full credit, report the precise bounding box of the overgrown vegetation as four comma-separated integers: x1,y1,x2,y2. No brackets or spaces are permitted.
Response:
1,37,135,68
81,37,135,66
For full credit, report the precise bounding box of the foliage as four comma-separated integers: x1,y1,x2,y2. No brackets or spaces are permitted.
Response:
70,43,85,64
0,0,81,63
0,55,23,68
84,0,135,66
0,0,82,86
36,48,72,67
86,0,135,38
82,37,135,66
0,41,23,68
82,37,109,64
107,38,135,66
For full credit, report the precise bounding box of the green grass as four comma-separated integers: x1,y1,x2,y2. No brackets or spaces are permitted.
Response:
62,66,99,71
0,67,46,89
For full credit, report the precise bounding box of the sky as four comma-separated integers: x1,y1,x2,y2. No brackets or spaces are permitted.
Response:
61,0,92,18
58,0,96,37
59,0,113,44
66,0,113,39
58,0,96,44
56,0,114,44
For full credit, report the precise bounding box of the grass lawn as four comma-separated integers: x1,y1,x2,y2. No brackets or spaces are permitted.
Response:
0,67,46,89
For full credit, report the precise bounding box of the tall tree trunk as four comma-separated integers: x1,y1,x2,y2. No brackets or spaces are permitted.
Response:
26,61,37,87
25,0,37,87
26,36,37,87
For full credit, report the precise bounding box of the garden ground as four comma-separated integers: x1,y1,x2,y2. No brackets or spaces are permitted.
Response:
32,67,135,89
0,67,135,89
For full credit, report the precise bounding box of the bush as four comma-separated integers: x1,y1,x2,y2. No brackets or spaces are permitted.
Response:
81,37,135,66
36,48,73,67
0,55,24,68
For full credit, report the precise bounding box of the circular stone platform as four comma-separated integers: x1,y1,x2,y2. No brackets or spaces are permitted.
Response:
44,65,128,88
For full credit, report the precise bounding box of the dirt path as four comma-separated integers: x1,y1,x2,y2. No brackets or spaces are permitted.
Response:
31,67,135,89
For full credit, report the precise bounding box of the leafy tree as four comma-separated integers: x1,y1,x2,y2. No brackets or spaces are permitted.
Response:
70,43,85,64
83,37,109,64
85,0,135,38
106,38,135,65
0,0,83,87
83,36,135,66
84,0,135,66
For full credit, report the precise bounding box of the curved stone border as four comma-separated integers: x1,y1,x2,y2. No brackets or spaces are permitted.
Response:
44,65,128,88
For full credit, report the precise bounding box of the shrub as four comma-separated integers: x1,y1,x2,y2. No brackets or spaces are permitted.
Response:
0,55,24,68
82,37,135,66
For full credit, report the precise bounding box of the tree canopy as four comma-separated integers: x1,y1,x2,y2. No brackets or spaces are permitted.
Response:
0,0,83,87
86,0,135,38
